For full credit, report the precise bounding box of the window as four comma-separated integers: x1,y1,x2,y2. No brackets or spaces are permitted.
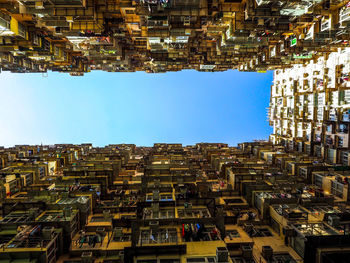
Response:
177,208,210,218
18,22,26,38
258,228,272,237
340,4,350,23
338,136,344,148
331,181,344,198
0,16,10,30
272,253,297,263
39,167,45,179
338,124,348,133
271,218,280,236
160,260,180,263
305,144,311,154
315,174,323,187
160,194,173,201
139,228,178,245
136,260,180,263
326,124,333,133
43,38,50,51
315,146,322,157
299,168,307,178
292,235,305,257
143,209,175,219
327,149,336,163
226,230,240,238
54,46,60,56
341,151,349,165
186,257,215,263
321,17,331,31
305,25,314,40
125,9,135,14
112,232,131,242
32,33,39,45
187,259,205,263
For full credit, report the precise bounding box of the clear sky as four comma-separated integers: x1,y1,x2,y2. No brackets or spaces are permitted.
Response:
0,70,273,147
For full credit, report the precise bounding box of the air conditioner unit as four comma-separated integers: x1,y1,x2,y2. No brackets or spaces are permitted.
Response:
63,207,72,218
114,227,123,238
184,17,191,26
19,4,26,14
103,210,111,220
35,1,44,9
328,215,340,227
262,246,273,260
42,226,54,240
241,245,253,259
216,247,229,262
66,16,74,23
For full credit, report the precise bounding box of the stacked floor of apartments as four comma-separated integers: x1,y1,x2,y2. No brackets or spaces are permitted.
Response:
1,141,350,263
1,1,350,262
269,47,350,165
0,0,350,74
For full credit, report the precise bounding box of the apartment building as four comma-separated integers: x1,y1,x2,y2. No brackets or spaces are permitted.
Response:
0,142,350,262
0,0,349,74
269,47,350,166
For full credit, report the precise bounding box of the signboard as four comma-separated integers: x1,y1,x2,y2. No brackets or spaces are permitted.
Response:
305,25,314,40
293,53,312,59
200,65,216,70
290,37,297,47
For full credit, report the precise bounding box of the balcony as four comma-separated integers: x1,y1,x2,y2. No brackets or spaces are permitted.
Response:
139,227,178,245
177,207,210,218
340,4,350,24
143,208,175,219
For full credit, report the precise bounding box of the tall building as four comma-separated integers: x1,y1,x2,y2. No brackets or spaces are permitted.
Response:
0,0,349,74
0,142,350,262
269,47,350,164
1,1,350,263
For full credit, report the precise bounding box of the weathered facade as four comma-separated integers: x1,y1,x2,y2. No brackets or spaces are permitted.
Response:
0,0,349,74
0,142,350,262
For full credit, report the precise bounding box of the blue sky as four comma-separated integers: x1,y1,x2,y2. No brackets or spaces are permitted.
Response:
0,70,273,147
